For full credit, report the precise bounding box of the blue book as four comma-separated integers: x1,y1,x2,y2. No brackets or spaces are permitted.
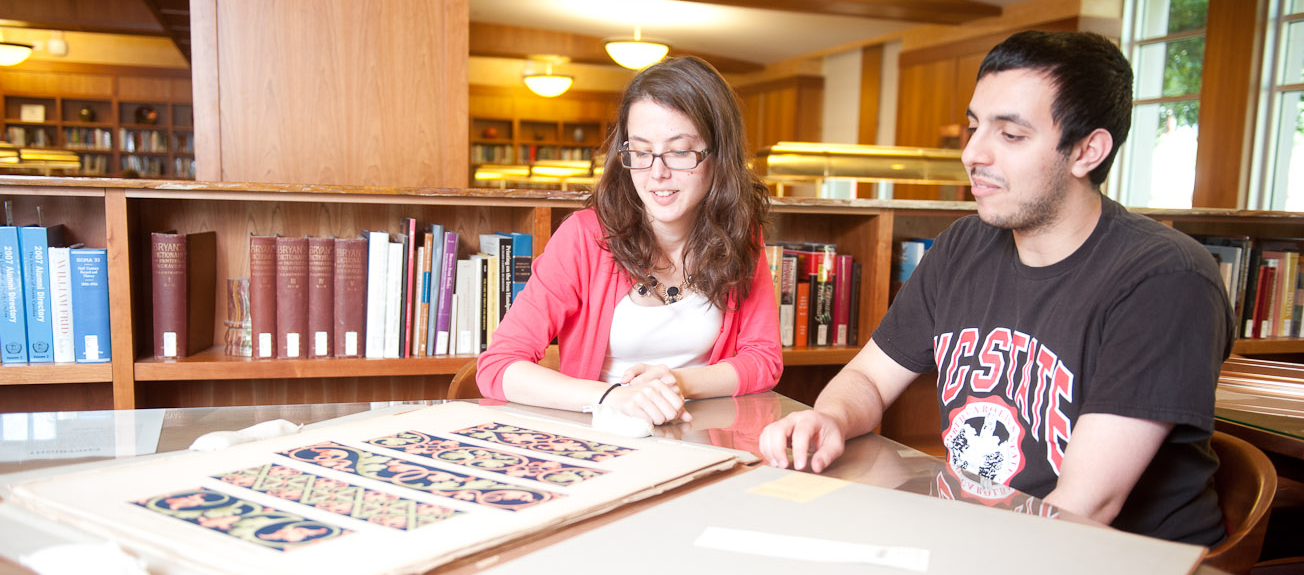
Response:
20,225,65,363
70,248,111,363
424,223,444,356
509,231,533,303
0,226,27,363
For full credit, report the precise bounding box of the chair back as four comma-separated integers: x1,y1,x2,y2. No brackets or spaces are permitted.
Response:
1203,430,1277,575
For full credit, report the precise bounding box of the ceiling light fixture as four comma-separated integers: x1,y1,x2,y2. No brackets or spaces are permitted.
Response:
522,57,573,98
604,26,669,70
0,31,33,66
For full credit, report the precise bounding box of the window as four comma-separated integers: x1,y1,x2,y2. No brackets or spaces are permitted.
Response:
1252,0,1304,211
1112,0,1208,208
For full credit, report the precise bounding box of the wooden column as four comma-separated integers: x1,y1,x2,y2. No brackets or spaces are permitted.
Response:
190,0,469,187
1191,0,1268,209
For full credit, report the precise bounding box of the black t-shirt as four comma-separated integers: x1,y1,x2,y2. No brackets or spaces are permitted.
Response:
874,196,1232,545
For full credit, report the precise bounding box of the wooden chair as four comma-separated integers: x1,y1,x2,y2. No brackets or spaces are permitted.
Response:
1203,430,1278,575
447,345,560,400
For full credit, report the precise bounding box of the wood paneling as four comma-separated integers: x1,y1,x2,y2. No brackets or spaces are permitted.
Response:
738,75,824,155
469,22,763,75
0,70,115,98
1192,0,1267,209
676,0,1001,25
117,76,190,101
192,0,468,187
0,0,165,35
891,16,1095,200
858,44,883,145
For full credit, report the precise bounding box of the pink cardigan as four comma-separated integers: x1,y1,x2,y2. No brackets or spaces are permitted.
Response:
477,208,783,400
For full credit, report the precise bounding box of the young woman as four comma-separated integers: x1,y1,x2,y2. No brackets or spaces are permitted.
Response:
476,56,782,425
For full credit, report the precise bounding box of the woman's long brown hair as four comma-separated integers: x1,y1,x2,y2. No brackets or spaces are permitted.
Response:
588,56,771,311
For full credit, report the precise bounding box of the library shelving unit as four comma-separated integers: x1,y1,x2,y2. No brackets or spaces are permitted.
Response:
1,177,1301,420
470,116,606,188
1,95,194,179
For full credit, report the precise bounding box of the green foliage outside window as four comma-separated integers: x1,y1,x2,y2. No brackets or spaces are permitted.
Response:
1156,0,1207,135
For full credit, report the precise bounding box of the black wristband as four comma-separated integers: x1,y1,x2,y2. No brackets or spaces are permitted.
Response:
597,383,622,405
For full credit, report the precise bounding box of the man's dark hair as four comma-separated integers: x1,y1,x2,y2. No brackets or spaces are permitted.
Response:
977,31,1133,187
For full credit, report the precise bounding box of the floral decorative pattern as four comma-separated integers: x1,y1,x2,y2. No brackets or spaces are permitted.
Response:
450,422,636,462
366,431,607,487
278,441,561,511
213,463,462,529
133,487,351,551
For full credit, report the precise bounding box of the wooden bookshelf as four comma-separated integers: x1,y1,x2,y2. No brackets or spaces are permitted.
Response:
468,85,617,188
1,94,194,179
1,177,1301,417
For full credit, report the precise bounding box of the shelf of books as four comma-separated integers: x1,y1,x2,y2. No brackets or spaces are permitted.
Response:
469,116,605,189
1,95,194,179
2,179,1302,414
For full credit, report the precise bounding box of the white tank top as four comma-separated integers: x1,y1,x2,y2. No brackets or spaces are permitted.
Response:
600,291,724,384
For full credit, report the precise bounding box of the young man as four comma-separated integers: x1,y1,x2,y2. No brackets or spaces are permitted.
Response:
759,31,1232,546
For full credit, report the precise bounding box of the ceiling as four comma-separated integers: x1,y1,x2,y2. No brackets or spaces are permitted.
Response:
470,0,1021,72
4,0,1024,73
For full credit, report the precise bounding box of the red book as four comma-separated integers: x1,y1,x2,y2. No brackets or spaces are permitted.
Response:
794,281,811,350
832,254,853,346
333,237,368,358
150,231,216,358
275,236,309,358
249,235,278,359
307,236,334,358
400,217,418,358
1251,264,1277,339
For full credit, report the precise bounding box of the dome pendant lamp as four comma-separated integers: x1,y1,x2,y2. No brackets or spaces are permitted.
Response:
522,58,574,98
604,26,669,70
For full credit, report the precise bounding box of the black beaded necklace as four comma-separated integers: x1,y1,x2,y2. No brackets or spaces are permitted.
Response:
634,273,692,305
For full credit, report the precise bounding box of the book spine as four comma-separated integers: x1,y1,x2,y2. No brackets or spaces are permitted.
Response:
1252,263,1276,339
151,232,188,358
401,218,417,357
833,254,853,346
849,260,862,346
1242,248,1262,338
435,231,458,355
483,253,499,346
498,237,512,317
0,226,29,363
794,280,810,350
478,256,489,352
275,236,309,359
779,254,796,348
70,248,110,363
21,225,63,362
813,244,836,346
455,259,475,355
510,232,532,304
332,237,367,358
383,240,404,358
1278,252,1298,337
186,231,217,357
413,241,429,357
364,230,389,359
307,236,334,358
48,246,75,363
249,235,278,358
424,224,444,356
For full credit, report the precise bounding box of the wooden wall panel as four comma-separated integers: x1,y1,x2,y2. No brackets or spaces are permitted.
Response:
737,76,824,155
0,71,115,97
1192,0,1266,209
193,0,469,187
117,76,190,102
859,44,883,145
